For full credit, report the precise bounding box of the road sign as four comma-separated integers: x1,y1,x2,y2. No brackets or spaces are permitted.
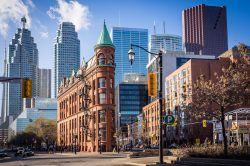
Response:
164,115,175,125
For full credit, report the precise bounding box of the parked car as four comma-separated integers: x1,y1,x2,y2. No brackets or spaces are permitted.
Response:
24,149,34,156
0,150,8,158
150,144,159,149
15,147,25,157
168,143,178,149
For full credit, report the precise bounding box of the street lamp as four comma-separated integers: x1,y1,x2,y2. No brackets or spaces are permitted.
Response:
60,132,64,153
114,129,120,153
128,44,164,164
73,130,78,155
129,115,134,151
99,129,103,154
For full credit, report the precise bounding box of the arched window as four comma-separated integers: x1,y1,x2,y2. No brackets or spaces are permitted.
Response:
98,53,105,65
109,54,114,65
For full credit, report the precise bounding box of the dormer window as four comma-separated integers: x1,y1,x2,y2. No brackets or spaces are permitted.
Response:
98,53,105,65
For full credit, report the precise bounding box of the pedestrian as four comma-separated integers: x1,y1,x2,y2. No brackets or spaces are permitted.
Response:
204,137,208,147
113,147,116,153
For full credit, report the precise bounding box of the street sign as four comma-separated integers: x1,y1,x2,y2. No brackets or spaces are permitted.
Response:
164,115,175,125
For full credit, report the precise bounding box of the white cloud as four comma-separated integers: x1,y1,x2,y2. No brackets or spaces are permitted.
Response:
47,0,90,31
26,0,35,9
34,20,49,38
39,32,48,38
0,0,31,37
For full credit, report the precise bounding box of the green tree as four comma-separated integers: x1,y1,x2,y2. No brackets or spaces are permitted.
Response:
25,117,57,144
185,44,250,156
9,132,42,147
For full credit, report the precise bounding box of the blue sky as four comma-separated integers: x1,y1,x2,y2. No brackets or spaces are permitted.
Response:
1,0,250,72
0,0,250,105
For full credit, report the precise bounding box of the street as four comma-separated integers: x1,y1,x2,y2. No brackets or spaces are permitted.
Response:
0,152,132,166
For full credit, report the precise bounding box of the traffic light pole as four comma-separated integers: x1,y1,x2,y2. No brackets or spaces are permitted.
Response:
158,51,164,164
128,45,165,165
0,77,32,98
0,77,23,83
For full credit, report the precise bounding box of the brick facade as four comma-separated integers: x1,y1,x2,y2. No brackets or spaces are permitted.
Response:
142,99,166,145
165,58,230,143
57,23,116,152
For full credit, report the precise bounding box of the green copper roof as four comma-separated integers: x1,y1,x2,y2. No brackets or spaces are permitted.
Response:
95,21,115,49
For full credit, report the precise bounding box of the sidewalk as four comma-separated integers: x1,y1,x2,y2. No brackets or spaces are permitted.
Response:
54,151,130,157
125,156,176,166
53,152,174,165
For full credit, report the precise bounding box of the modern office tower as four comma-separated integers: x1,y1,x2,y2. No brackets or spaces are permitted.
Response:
3,17,38,123
111,27,148,85
8,97,57,138
1,43,7,125
54,22,80,97
149,34,182,61
182,4,228,56
115,73,148,135
38,68,51,98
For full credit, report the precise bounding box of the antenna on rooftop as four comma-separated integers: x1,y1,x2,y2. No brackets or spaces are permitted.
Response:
21,17,27,29
163,21,165,34
153,21,156,34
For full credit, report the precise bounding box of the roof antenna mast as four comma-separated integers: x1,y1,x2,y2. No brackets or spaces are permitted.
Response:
154,21,156,35
163,21,165,34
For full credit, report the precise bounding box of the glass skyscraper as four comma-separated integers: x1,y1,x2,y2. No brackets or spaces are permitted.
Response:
38,68,51,98
2,17,38,123
149,34,182,61
115,73,148,133
54,22,80,97
111,27,148,85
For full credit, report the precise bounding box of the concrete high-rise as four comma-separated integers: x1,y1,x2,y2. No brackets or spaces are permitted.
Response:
2,17,38,122
38,68,51,98
182,4,228,56
111,27,148,85
149,34,182,61
54,22,80,97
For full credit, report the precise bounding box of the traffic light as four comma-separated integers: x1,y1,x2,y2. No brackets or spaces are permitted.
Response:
202,119,207,128
148,73,157,97
142,120,146,129
22,79,32,98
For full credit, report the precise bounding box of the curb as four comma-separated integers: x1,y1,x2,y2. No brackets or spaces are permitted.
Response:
125,162,146,166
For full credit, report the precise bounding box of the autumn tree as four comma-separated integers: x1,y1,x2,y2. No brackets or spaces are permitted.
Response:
25,117,57,144
185,44,250,156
